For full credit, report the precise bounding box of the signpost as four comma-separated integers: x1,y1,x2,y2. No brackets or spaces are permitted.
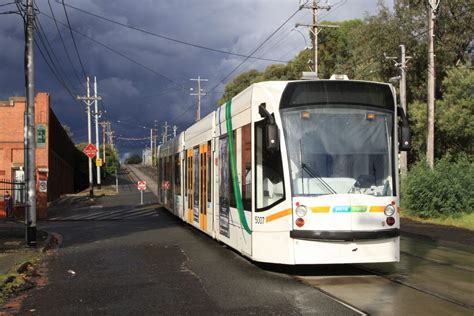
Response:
137,181,146,205
36,124,46,148
83,143,97,159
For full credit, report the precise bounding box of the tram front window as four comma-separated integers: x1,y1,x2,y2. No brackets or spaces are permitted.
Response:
281,107,394,196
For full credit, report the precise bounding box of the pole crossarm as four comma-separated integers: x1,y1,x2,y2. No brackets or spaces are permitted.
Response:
294,1,333,77
190,76,208,122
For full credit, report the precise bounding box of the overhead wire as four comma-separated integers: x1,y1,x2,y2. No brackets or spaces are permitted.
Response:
34,10,80,97
0,1,17,7
47,0,84,90
39,10,185,89
60,0,87,79
12,1,77,104
55,1,290,64
208,3,307,93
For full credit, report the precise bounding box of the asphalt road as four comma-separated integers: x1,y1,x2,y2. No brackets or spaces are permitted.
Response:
14,172,357,315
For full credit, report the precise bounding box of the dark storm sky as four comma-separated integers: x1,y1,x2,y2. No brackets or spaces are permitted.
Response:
0,0,392,158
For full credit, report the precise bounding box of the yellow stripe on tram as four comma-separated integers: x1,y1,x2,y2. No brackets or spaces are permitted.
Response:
311,206,331,213
370,206,385,213
266,209,292,223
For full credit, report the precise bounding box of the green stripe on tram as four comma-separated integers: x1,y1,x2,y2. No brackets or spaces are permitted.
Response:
225,100,252,235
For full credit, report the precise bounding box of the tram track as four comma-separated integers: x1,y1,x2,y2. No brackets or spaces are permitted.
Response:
292,254,473,315
399,250,474,273
354,264,474,311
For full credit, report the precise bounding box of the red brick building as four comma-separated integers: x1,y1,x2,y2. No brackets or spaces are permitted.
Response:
0,93,87,219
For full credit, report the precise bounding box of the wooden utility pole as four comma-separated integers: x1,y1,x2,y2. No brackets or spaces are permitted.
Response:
386,45,411,174
296,1,334,77
426,0,440,168
190,76,208,122
100,121,107,163
162,121,169,144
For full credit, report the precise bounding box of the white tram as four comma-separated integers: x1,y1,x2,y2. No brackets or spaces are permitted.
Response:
157,79,411,265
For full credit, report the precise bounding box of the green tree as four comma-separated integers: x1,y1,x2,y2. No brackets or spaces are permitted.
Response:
103,145,120,174
436,65,474,156
219,69,261,104
408,65,474,161
125,154,142,165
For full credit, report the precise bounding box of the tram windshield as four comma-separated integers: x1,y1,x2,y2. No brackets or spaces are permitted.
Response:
281,107,394,196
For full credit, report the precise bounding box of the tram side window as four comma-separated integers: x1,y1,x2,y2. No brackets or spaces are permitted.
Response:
241,124,252,211
219,136,236,208
175,154,181,195
255,120,285,211
193,147,199,209
228,132,236,208
207,141,211,203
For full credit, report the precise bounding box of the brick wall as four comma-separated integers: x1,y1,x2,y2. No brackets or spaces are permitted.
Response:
0,93,87,219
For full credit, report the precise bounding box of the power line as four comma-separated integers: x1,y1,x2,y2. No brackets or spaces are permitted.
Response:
34,33,79,104
39,10,185,89
46,0,84,90
34,14,79,96
0,1,16,7
209,4,306,93
14,0,77,104
60,0,87,78
55,0,291,64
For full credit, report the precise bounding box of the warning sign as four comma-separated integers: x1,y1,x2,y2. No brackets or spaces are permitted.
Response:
83,144,97,159
137,181,147,191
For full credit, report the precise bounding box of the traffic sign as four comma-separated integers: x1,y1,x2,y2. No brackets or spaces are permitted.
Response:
137,181,147,191
83,143,97,159
96,158,103,167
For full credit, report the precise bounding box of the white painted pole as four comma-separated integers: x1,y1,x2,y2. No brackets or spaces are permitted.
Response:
94,77,101,189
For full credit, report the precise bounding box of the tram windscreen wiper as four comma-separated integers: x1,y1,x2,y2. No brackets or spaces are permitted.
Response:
299,140,337,195
301,163,337,195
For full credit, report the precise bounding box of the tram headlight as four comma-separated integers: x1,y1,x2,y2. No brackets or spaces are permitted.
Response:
295,205,308,217
384,205,396,216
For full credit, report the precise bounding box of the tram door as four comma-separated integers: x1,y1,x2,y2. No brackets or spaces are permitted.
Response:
186,149,194,223
199,143,208,231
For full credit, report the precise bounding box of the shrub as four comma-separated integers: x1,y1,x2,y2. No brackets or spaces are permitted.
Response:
401,155,474,218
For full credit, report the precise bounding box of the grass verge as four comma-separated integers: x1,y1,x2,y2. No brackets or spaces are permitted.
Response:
0,252,45,306
401,212,474,231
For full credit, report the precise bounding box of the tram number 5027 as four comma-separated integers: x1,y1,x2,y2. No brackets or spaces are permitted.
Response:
254,216,265,225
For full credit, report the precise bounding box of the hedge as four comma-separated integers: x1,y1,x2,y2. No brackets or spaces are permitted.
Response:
401,154,473,218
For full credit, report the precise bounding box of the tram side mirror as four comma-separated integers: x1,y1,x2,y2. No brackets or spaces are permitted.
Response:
266,124,279,152
259,103,280,152
399,125,411,151
397,106,411,152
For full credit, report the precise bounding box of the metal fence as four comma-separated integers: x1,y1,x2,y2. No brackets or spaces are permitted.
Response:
0,179,26,206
